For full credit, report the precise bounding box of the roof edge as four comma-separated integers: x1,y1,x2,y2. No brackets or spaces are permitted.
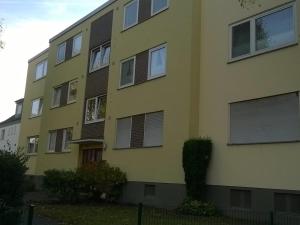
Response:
49,0,117,43
28,48,49,63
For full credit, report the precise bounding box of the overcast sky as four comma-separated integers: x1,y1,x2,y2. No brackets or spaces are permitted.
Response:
0,0,108,121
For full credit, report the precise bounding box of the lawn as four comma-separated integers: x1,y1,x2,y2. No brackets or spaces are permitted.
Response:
35,204,264,225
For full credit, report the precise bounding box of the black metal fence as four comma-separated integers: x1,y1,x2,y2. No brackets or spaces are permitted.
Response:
137,203,300,225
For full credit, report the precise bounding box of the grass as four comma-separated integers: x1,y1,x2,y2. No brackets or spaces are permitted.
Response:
35,204,268,225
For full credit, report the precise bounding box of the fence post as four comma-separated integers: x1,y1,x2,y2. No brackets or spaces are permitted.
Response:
270,211,274,225
137,203,143,225
27,204,35,225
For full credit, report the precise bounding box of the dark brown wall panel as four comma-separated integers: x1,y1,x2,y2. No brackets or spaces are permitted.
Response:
90,11,113,49
135,51,148,85
131,114,145,148
81,122,105,139
55,129,63,152
85,67,109,98
139,0,151,23
60,83,69,106
65,38,73,60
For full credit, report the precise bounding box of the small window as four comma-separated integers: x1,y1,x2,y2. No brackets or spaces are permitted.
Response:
57,42,66,63
52,86,62,108
275,193,300,214
144,185,156,197
230,189,251,209
151,0,168,16
31,98,43,117
16,103,22,116
148,45,167,79
35,60,48,80
62,128,73,150
85,96,106,124
72,33,82,56
123,0,139,30
144,111,164,147
120,57,136,87
27,137,38,154
0,129,5,140
116,117,132,149
48,131,57,152
230,3,296,61
67,80,78,103
89,43,111,72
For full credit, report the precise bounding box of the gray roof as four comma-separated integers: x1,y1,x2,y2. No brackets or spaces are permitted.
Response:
0,115,21,128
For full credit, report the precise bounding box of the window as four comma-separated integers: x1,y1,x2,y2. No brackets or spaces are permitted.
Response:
27,137,38,154
0,129,5,140
89,43,111,72
35,60,48,80
230,2,297,60
144,111,164,147
123,0,139,30
16,103,22,116
151,0,168,16
148,45,167,79
57,42,66,63
48,128,72,152
31,98,43,117
85,96,106,124
72,33,82,56
144,185,156,197
230,190,251,209
116,117,132,149
52,86,62,107
274,193,300,213
48,131,57,152
67,80,78,103
62,128,73,150
230,93,300,144
120,57,136,87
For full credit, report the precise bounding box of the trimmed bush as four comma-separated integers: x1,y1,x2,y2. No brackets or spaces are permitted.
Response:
182,138,212,200
177,198,217,216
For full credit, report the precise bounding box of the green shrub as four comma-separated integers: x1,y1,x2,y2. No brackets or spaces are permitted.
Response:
182,138,212,200
177,198,217,217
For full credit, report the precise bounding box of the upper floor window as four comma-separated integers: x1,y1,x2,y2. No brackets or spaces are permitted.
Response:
230,2,297,61
52,80,78,108
57,42,66,63
72,33,82,57
67,80,78,103
148,44,167,79
15,103,22,116
120,57,136,88
89,43,111,72
151,0,169,16
35,60,48,80
31,98,43,117
85,95,106,124
123,0,139,30
0,129,5,140
27,136,39,154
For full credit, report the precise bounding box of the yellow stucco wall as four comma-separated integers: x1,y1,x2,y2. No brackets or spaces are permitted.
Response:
199,0,300,191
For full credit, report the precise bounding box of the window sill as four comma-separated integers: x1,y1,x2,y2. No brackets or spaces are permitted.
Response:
113,145,163,150
33,76,46,83
227,140,300,146
84,119,105,125
46,150,71,154
147,73,166,81
29,115,41,119
118,74,166,91
89,64,109,74
50,101,76,110
228,41,298,64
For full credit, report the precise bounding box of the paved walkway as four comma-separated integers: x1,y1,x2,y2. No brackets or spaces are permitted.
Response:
32,215,61,225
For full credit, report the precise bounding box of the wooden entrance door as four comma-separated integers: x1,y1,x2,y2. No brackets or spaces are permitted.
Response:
82,149,102,165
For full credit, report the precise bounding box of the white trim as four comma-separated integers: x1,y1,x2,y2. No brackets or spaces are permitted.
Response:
62,128,73,152
47,131,57,152
56,42,66,64
229,2,298,62
67,79,78,104
84,96,106,124
123,0,139,31
72,33,82,57
35,59,48,81
27,136,39,154
30,98,43,117
89,42,111,73
51,85,62,108
151,0,169,16
147,44,167,80
119,56,136,88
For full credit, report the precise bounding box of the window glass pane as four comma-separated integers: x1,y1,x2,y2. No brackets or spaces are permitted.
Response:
57,43,66,62
28,137,38,153
48,132,56,151
232,21,251,58
52,87,61,107
35,62,44,80
152,0,168,14
43,60,48,76
90,48,101,71
97,97,106,120
144,112,164,147
31,99,40,117
86,98,96,122
72,34,82,56
256,7,294,51
63,128,72,150
100,45,111,67
116,117,131,148
38,99,43,115
124,0,138,29
16,104,22,115
121,58,135,86
149,47,166,78
68,80,78,102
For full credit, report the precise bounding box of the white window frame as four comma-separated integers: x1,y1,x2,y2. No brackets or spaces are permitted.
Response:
151,0,169,16
119,56,136,88
72,33,82,57
143,111,164,147
35,59,48,80
27,136,38,154
123,0,139,30
115,116,133,149
48,131,57,152
31,98,43,118
67,80,78,104
62,128,72,151
56,42,66,64
51,85,62,108
148,44,167,80
89,43,111,73
85,96,105,124
229,2,298,62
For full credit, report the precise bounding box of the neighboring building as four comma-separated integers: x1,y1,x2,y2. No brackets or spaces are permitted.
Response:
0,99,23,152
19,0,300,212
